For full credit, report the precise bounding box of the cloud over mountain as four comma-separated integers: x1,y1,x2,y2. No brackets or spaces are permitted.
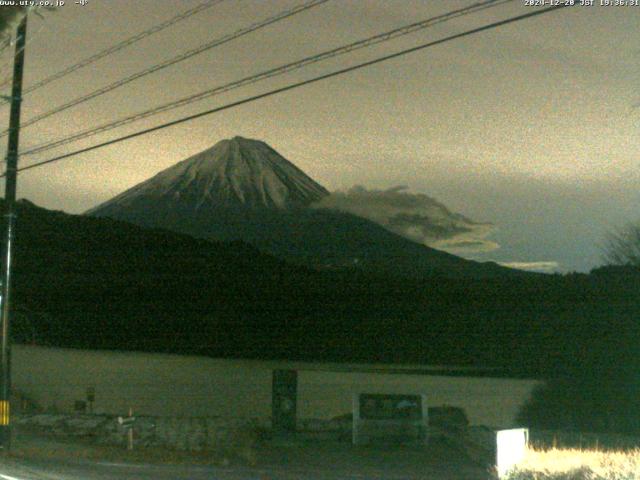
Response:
499,261,559,273
312,185,498,254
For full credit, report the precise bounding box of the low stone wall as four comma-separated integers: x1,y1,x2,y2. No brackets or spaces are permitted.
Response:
15,414,270,452
14,414,356,450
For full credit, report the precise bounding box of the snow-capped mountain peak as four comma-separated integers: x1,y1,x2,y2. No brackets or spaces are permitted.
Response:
87,136,328,214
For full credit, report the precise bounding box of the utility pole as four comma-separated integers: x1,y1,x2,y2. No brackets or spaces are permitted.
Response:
0,13,28,451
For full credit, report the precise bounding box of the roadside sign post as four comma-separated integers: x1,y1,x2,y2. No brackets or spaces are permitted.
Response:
118,407,136,450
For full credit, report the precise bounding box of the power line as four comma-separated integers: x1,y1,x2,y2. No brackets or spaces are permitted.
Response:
21,0,512,157
0,0,225,103
8,3,571,177
0,0,329,138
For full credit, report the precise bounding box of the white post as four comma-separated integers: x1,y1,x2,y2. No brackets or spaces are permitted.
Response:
127,407,134,451
496,428,528,477
421,394,429,445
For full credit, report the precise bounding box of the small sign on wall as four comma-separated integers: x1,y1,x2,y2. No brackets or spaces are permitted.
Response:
359,394,422,420
353,393,427,445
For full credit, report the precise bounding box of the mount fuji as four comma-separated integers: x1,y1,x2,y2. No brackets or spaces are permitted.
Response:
89,136,328,214
87,136,515,278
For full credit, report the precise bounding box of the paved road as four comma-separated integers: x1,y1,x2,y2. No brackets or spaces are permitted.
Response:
0,457,488,480
0,437,490,480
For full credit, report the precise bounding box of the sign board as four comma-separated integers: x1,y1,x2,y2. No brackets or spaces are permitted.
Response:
353,393,427,445
118,415,136,430
359,394,422,420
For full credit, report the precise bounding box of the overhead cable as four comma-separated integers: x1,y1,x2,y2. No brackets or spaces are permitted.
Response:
22,0,511,156
0,0,225,102
0,0,329,136
8,3,571,177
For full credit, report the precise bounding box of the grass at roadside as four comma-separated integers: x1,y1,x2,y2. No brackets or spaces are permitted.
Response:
503,447,640,480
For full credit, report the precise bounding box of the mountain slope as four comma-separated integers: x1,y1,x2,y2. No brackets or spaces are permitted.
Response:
87,136,517,278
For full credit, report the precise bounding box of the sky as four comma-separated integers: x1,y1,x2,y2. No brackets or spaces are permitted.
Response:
0,0,638,273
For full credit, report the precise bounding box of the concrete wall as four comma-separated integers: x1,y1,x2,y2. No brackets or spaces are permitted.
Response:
13,345,539,428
